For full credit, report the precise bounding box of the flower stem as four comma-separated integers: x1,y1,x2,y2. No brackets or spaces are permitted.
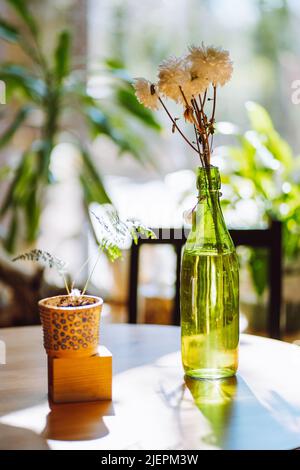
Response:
211,85,217,125
179,86,190,108
63,274,71,295
193,96,211,166
71,254,92,291
158,98,199,154
82,250,102,296
209,85,217,152
202,89,207,107
193,125,204,167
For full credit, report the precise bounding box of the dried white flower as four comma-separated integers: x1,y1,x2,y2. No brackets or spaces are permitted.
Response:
133,78,160,110
158,56,193,104
187,44,233,87
188,75,210,97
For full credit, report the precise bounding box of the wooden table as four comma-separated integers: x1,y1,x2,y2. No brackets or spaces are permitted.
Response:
1,324,300,450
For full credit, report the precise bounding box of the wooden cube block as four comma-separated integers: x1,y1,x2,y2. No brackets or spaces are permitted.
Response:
48,346,112,404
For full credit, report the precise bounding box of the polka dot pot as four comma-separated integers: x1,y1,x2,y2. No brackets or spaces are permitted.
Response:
39,295,103,358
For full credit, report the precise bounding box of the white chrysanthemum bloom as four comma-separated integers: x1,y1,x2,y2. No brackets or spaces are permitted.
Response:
189,74,210,96
158,56,193,104
187,44,233,87
133,78,160,110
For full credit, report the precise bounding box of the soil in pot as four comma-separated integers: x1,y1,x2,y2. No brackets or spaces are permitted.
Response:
45,295,98,308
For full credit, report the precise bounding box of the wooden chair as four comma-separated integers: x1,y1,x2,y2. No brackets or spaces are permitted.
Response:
128,220,283,339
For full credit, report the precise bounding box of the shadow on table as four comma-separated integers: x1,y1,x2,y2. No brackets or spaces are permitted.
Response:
183,374,300,450
0,423,49,450
42,400,114,441
184,375,238,448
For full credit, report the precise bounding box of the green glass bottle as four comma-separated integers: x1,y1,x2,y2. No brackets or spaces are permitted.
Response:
181,166,239,379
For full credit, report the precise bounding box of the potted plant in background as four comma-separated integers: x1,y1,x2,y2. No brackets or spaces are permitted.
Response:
134,44,239,379
218,102,300,334
13,206,155,358
0,0,160,324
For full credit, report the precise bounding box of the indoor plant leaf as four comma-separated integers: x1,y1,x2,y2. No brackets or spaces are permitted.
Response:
3,210,18,253
85,106,111,135
0,150,36,217
249,249,269,299
80,148,111,205
13,249,66,274
54,30,71,83
24,177,41,243
7,0,38,37
246,101,274,135
116,88,161,130
0,105,32,149
0,17,20,43
0,2,161,256
0,64,45,100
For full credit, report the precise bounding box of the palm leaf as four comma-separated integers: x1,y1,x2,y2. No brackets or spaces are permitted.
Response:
0,150,37,217
7,0,38,37
54,30,71,83
85,105,155,163
0,17,20,43
0,105,32,149
3,211,18,253
0,64,45,101
80,148,111,205
24,178,41,243
116,88,161,130
85,106,111,136
35,139,53,181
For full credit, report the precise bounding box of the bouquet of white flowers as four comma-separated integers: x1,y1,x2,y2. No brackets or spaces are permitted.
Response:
134,44,233,169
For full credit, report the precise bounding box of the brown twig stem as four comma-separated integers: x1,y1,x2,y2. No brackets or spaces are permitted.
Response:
202,89,207,107
211,85,217,125
193,125,204,167
196,95,211,166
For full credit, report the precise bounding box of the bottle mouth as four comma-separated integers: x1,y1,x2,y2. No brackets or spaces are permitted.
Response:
196,165,221,192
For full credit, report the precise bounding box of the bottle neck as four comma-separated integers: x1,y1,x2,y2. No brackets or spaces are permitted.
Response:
198,189,221,202
196,165,223,222
196,165,221,194
193,190,223,229
187,166,234,253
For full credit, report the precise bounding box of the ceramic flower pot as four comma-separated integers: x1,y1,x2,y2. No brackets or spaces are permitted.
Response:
38,295,103,358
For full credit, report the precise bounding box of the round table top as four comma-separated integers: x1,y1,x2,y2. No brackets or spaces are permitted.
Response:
0,324,300,450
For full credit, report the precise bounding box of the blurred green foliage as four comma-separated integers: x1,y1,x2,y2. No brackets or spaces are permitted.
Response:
0,0,160,253
219,102,300,297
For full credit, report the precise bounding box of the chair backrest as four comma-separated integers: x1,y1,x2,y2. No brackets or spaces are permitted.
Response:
128,220,282,339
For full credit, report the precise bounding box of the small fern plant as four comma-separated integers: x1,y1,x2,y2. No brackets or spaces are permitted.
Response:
13,206,156,305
